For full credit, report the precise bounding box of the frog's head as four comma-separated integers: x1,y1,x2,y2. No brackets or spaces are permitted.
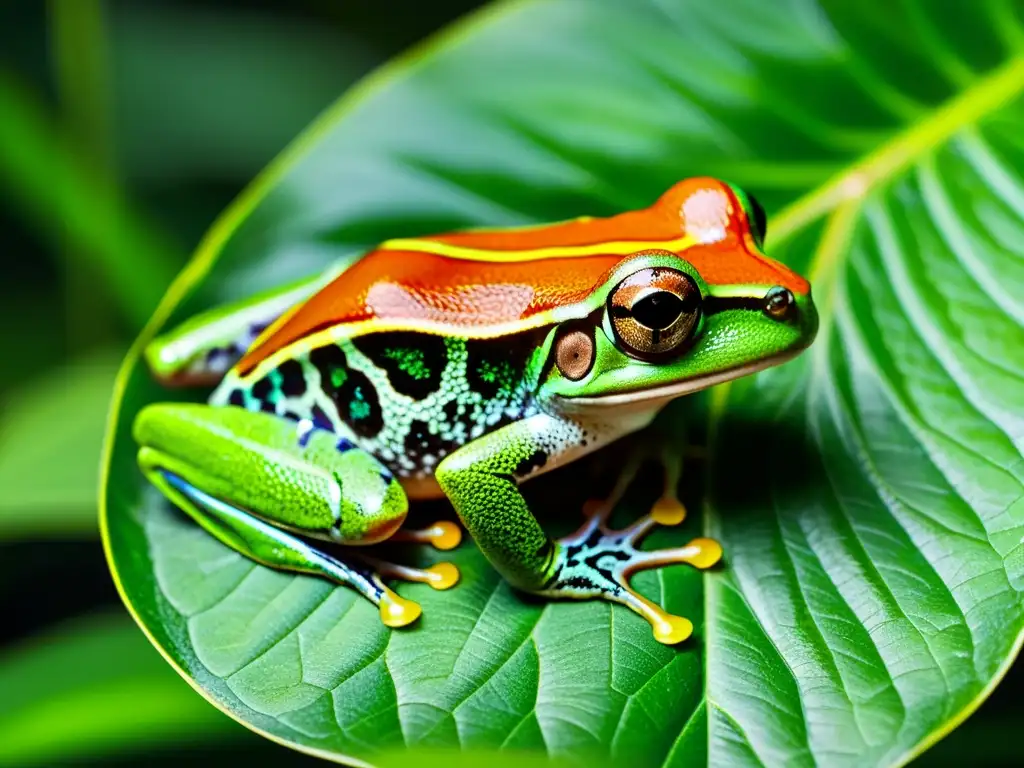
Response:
541,178,817,412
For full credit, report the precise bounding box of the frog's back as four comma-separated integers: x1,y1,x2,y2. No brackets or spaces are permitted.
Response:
234,237,622,378
235,177,806,379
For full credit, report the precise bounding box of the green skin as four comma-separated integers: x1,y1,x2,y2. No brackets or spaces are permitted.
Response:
135,247,818,642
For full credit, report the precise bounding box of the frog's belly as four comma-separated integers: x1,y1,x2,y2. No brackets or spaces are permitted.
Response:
396,407,651,502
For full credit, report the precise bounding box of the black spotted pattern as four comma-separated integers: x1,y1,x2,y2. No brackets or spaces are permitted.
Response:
251,375,273,401
202,321,269,372
464,331,543,401
277,359,307,397
403,419,453,465
310,404,333,432
249,374,277,413
309,343,384,438
309,344,347,386
443,399,461,423
352,332,447,400
337,368,383,438
514,449,548,478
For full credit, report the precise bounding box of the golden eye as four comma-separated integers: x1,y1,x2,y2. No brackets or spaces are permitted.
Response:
608,268,701,358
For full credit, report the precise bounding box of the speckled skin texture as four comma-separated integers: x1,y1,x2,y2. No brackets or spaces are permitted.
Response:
214,329,548,484
134,402,406,542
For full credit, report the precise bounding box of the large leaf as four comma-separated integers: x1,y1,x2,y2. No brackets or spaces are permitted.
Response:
101,0,1024,765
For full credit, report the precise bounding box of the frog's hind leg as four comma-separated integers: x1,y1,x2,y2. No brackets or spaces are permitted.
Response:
146,467,423,627
144,267,342,387
135,403,460,627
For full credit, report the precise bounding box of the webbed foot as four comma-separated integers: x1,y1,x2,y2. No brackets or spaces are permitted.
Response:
545,440,721,645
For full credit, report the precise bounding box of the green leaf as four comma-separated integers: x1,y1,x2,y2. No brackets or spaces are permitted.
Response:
101,0,1024,765
0,612,241,766
0,349,122,538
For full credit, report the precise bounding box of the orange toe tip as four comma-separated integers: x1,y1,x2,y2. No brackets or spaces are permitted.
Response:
379,591,422,628
686,537,723,569
429,520,462,551
651,496,686,526
424,562,460,590
653,613,693,645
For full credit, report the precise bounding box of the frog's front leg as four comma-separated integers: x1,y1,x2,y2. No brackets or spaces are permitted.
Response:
134,404,458,627
435,414,721,645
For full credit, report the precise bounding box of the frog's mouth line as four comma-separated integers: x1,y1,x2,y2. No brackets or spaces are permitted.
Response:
555,348,804,411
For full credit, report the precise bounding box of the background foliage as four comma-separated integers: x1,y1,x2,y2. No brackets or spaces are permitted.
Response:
1,1,1022,766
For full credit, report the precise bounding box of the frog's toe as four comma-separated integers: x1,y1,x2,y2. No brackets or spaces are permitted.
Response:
362,555,459,627
379,588,422,627
650,495,686,526
616,589,694,645
624,536,723,573
547,511,721,645
371,557,461,591
390,520,463,551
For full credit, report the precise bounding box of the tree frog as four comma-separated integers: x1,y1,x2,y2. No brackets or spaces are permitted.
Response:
135,178,817,645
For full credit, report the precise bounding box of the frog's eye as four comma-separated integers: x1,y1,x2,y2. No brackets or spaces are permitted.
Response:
608,268,701,358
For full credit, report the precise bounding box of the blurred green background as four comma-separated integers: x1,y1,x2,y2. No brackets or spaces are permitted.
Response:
0,1,1019,766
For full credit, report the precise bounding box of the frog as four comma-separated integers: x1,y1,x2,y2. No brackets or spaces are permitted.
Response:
134,177,818,645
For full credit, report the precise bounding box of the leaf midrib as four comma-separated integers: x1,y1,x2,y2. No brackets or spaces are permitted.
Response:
770,54,1024,260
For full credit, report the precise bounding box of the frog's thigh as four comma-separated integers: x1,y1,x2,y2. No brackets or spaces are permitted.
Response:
145,267,339,386
134,403,421,626
435,413,582,591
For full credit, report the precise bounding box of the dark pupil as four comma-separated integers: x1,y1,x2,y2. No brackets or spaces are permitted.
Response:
632,291,684,329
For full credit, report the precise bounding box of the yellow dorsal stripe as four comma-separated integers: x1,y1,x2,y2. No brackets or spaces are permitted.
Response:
379,235,697,262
